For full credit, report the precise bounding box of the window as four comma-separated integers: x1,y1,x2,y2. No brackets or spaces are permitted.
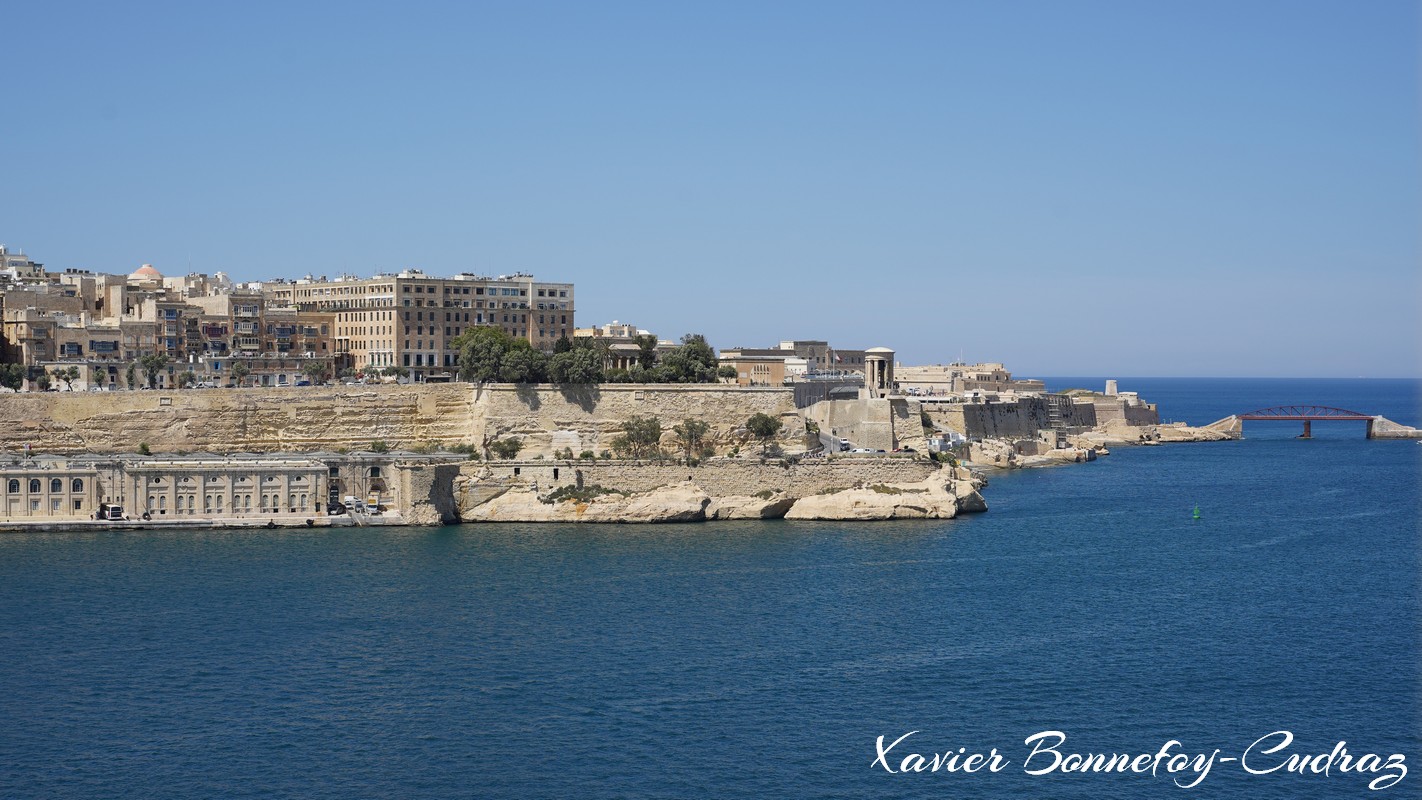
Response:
50,478,62,493
7,479,17,493
29,479,40,493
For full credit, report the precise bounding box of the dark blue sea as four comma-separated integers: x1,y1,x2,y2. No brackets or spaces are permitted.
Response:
2,378,1418,799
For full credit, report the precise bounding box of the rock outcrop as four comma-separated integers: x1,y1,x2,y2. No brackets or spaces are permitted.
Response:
462,482,712,523
783,476,975,521
453,463,988,523
705,493,797,520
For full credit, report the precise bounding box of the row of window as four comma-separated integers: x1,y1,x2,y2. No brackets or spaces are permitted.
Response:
6,478,85,493
143,493,316,513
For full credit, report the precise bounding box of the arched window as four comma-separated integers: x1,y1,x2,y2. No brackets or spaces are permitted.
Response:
50,478,63,493
72,478,84,492
261,494,269,511
29,479,40,493
368,466,382,478
289,493,296,510
7,479,17,493
147,496,155,509
299,493,307,510
216,495,224,512
158,496,166,510
205,495,212,514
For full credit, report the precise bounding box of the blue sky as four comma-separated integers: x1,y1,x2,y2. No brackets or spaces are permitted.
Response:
3,0,1416,376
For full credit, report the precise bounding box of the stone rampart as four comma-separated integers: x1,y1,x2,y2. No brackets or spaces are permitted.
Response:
0,383,803,457
926,397,1097,440
459,457,940,500
804,398,896,450
1092,398,1159,427
0,384,478,454
396,462,465,526
469,384,802,456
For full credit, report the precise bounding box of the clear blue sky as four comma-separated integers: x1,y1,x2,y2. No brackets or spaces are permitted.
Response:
3,0,1417,377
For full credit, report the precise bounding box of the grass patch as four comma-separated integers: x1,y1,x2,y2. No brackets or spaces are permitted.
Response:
752,489,775,500
869,484,906,495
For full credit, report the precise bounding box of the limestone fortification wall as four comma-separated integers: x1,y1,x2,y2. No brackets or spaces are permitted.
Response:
459,457,941,500
468,384,802,456
0,383,802,457
397,462,464,526
1091,398,1159,427
804,398,896,450
926,397,1097,440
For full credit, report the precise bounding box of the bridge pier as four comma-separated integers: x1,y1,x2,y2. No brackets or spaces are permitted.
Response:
1366,419,1374,439
1300,420,1311,439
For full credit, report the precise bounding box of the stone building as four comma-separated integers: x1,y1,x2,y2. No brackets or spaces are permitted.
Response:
264,269,575,381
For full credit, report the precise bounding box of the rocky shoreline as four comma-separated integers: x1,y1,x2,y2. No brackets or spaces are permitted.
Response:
455,466,988,523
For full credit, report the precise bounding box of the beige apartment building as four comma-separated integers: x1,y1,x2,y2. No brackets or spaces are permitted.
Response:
266,269,574,379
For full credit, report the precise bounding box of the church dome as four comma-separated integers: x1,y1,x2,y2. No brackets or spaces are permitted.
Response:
130,264,163,280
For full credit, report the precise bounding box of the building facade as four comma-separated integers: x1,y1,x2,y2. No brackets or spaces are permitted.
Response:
265,270,575,380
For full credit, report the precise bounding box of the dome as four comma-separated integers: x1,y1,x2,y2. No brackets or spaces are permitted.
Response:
129,264,163,280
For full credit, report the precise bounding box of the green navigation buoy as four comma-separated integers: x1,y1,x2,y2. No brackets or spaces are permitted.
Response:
1192,505,1202,520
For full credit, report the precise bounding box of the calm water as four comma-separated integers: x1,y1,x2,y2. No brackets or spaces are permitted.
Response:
2,379,1418,799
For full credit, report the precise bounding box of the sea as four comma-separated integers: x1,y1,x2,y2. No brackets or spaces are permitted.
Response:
1,378,1417,800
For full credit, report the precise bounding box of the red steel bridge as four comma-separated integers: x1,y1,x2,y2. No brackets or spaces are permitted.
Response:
1237,405,1377,439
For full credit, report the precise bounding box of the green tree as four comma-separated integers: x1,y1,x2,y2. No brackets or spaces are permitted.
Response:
34,371,52,391
746,412,783,454
302,362,332,384
381,365,410,379
611,415,663,459
178,370,198,388
650,334,718,383
53,365,81,390
499,347,548,383
490,438,524,459
553,335,573,354
230,361,251,387
636,334,659,369
672,418,711,462
125,362,139,390
548,347,604,384
369,440,391,453
716,364,738,381
139,354,170,388
454,326,516,383
0,364,23,392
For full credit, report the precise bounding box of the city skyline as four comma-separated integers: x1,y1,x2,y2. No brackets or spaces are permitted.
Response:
3,0,1416,377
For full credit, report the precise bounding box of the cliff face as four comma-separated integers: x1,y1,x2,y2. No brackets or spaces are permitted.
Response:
1,384,802,456
1,384,476,454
